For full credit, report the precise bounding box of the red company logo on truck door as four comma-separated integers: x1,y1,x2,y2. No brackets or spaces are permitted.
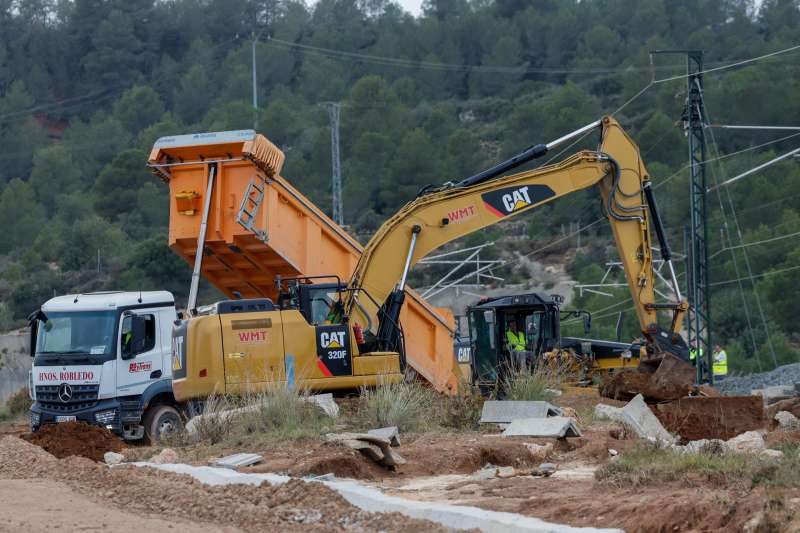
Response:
129,361,152,373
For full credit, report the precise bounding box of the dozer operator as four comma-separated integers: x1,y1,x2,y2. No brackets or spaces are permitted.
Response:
170,115,693,403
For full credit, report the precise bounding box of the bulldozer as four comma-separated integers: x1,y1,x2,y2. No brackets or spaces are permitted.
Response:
153,115,696,403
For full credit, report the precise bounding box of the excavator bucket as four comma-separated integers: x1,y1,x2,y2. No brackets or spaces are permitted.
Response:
600,353,695,402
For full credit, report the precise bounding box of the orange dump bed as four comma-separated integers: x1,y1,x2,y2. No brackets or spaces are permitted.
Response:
149,130,459,393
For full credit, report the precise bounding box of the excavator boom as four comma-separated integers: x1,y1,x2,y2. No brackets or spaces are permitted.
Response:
346,116,690,378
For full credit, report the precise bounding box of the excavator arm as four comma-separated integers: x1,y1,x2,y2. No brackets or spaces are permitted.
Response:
345,116,688,363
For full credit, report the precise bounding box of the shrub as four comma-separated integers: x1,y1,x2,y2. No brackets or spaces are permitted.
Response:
236,385,330,441
357,379,436,432
187,393,235,445
5,387,31,417
438,380,485,430
500,362,561,402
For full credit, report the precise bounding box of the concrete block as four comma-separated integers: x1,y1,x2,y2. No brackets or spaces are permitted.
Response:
307,393,339,418
502,417,582,438
595,395,675,444
480,401,562,424
368,426,400,447
211,453,263,470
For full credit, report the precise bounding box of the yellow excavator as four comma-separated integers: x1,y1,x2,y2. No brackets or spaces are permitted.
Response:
170,115,694,403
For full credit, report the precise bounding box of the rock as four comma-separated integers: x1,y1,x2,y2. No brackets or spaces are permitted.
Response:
594,404,620,421
325,432,403,468
524,442,554,461
149,448,179,465
104,452,124,465
560,407,578,420
724,431,765,454
608,449,619,457
680,439,726,456
774,410,800,430
595,395,675,444
538,463,557,476
761,449,784,459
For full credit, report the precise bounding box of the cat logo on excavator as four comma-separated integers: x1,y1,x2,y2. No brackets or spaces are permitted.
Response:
481,184,555,218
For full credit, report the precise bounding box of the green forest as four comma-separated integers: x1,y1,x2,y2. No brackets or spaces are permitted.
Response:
1,0,799,373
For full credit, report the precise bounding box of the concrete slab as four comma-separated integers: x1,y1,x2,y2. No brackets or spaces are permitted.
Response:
135,463,622,532
368,426,401,447
502,416,582,438
480,401,562,424
594,394,675,444
211,453,263,470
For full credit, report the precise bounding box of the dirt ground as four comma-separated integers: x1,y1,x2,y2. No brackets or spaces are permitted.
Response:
0,435,453,532
0,478,239,533
5,388,800,532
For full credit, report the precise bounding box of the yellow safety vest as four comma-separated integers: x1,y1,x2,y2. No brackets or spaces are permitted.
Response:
506,330,526,351
713,350,728,376
689,348,703,361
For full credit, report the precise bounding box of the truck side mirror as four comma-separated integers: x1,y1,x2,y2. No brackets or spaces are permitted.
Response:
29,319,38,357
583,313,592,334
27,309,45,358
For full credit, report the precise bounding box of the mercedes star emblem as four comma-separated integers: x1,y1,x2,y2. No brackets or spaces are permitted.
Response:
58,383,73,403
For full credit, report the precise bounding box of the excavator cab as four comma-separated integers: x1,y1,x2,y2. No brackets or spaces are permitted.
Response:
276,276,346,326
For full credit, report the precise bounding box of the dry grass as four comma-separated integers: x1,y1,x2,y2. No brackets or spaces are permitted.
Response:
438,379,485,431
500,362,562,402
356,379,437,432
596,442,800,489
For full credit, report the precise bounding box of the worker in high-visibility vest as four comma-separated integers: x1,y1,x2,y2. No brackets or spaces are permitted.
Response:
505,321,528,366
712,345,728,380
689,343,703,367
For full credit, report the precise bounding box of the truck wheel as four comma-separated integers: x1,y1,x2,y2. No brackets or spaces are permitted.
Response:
144,404,182,444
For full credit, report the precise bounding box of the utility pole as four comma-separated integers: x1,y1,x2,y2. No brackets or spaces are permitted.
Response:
652,49,712,384
251,32,259,130
326,102,343,226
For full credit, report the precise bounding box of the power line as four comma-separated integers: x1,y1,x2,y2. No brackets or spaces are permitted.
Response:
709,229,800,259
700,84,776,368
265,36,683,76
710,264,800,287
653,43,800,84
708,146,800,191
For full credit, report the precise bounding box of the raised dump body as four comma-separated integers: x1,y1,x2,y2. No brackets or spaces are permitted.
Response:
148,130,459,393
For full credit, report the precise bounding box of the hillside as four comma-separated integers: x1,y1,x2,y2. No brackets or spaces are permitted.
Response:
1,0,799,372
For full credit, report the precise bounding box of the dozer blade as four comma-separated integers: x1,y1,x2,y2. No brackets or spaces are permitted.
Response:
600,353,695,402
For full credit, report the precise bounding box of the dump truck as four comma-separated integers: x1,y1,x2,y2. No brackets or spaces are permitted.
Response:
152,116,697,404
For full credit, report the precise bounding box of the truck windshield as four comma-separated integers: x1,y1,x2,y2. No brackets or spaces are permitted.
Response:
36,311,117,356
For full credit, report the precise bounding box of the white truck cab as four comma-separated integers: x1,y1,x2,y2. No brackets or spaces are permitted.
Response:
28,291,180,441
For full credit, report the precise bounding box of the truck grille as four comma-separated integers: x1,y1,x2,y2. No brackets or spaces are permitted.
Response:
36,384,100,413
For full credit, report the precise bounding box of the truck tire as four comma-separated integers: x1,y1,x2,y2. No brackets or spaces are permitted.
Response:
144,404,182,444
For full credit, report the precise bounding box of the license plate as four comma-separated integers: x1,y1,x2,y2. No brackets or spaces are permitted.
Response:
56,416,76,423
